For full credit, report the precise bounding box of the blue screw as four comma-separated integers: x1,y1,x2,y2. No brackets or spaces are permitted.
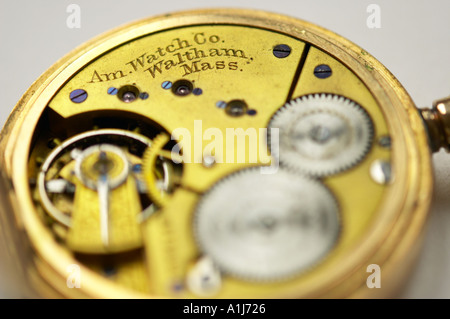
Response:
314,64,332,79
216,101,227,109
140,92,149,100
162,81,172,89
132,164,142,173
273,44,291,58
107,87,118,95
378,135,391,148
193,88,203,96
247,109,257,116
172,282,184,292
69,89,88,103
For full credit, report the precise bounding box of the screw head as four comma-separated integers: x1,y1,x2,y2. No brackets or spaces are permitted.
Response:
378,135,391,148
107,87,118,95
69,89,88,103
314,64,332,79
193,88,203,96
225,100,248,117
162,81,172,89
140,92,149,100
216,101,227,109
171,281,184,293
273,44,291,58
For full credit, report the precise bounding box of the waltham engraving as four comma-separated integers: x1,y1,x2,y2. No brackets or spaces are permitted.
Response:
86,32,252,83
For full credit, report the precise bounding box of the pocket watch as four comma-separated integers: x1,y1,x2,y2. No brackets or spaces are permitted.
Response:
0,8,446,298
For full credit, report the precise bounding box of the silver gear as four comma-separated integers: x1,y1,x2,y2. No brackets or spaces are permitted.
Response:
268,94,373,177
193,167,340,282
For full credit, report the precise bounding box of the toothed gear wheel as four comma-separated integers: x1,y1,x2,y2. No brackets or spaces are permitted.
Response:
268,94,373,177
142,133,172,207
193,168,340,281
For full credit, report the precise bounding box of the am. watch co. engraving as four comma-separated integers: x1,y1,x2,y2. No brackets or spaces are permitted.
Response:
0,8,447,298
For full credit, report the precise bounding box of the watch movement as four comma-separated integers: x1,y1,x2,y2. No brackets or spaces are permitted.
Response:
0,8,447,298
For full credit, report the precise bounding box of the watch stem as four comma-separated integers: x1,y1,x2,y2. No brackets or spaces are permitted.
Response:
420,96,450,152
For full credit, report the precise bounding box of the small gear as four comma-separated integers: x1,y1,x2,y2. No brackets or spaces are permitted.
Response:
193,167,340,281
142,133,183,207
268,94,373,177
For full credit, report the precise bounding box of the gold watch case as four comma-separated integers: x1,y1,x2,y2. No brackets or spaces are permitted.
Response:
0,8,433,298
